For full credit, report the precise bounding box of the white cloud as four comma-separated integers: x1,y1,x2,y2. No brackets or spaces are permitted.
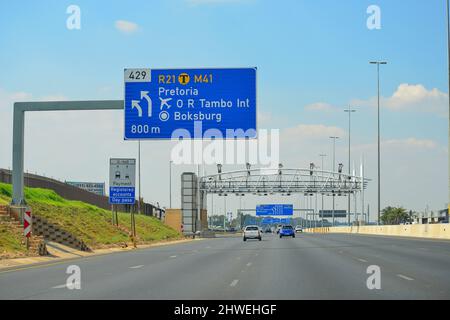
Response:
115,20,139,34
304,102,336,112
352,83,449,117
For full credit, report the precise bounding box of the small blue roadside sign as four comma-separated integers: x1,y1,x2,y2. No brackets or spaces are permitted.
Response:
256,204,294,216
109,158,136,205
124,68,257,140
109,187,135,204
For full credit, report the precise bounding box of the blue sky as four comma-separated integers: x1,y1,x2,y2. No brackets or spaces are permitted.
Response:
0,0,448,213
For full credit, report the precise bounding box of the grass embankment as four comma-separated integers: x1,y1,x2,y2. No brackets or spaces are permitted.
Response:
0,183,181,251
0,224,27,257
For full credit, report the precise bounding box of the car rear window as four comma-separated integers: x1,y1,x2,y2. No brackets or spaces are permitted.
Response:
282,226,293,230
246,226,259,231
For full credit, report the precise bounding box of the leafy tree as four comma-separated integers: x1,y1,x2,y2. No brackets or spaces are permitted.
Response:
380,206,410,225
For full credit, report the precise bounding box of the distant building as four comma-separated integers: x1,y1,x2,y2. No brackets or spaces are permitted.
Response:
65,181,105,196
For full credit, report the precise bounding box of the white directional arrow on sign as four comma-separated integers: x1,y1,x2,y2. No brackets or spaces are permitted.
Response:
140,91,152,118
131,100,143,118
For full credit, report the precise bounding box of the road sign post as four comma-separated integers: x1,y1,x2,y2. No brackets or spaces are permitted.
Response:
124,68,257,140
109,158,136,239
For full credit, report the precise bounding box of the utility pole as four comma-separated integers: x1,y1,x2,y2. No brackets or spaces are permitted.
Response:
344,107,356,226
370,61,387,225
223,195,227,232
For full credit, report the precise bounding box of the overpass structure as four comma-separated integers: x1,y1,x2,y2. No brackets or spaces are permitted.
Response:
181,167,370,234
199,168,368,196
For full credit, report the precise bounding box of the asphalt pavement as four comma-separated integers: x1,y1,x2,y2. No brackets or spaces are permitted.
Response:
1,233,450,300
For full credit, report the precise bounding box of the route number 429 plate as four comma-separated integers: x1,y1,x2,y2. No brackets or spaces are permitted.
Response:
125,68,151,82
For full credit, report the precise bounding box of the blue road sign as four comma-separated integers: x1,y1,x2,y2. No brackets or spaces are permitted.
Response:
124,68,257,140
256,204,294,216
262,217,273,224
109,187,135,204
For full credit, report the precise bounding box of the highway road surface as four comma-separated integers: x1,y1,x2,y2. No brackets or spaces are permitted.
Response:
1,233,450,300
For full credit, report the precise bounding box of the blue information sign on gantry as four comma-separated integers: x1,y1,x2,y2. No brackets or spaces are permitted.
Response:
256,204,294,216
124,68,257,140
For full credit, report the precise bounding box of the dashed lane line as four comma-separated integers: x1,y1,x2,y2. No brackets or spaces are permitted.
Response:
230,279,239,287
397,274,414,281
129,265,144,269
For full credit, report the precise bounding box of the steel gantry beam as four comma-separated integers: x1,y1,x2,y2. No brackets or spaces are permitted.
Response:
11,100,124,205
199,168,369,196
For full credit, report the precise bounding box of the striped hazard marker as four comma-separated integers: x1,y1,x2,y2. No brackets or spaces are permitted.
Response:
24,210,32,238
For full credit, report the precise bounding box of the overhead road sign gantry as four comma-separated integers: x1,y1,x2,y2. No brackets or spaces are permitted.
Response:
124,68,257,140
11,100,124,206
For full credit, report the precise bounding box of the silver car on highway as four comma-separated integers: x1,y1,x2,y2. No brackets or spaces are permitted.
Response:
243,225,262,241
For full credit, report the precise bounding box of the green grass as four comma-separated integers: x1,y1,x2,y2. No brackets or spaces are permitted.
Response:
0,224,27,257
0,183,181,249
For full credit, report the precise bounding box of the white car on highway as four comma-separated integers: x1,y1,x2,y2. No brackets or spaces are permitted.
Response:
243,225,262,242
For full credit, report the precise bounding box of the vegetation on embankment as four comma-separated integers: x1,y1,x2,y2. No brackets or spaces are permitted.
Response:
0,224,28,258
0,183,181,250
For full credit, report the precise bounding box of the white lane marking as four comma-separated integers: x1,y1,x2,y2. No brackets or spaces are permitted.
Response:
129,265,144,269
206,246,211,249
338,251,344,254
52,282,81,289
230,279,239,287
397,274,414,281
246,262,252,267
255,253,259,256
170,255,177,258
357,258,368,263
236,257,241,260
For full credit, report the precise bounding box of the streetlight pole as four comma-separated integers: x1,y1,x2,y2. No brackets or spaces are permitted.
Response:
330,136,339,226
169,160,172,208
319,154,327,227
370,61,387,225
447,0,450,215
138,140,141,214
344,107,356,226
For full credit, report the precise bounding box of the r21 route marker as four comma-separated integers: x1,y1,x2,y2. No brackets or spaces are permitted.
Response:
124,68,257,140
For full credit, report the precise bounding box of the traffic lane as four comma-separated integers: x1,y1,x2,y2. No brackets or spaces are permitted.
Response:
295,233,450,299
74,236,263,300
0,238,226,299
231,233,391,300
0,236,263,299
306,233,450,283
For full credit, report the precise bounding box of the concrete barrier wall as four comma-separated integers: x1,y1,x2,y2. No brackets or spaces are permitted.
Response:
306,224,450,240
